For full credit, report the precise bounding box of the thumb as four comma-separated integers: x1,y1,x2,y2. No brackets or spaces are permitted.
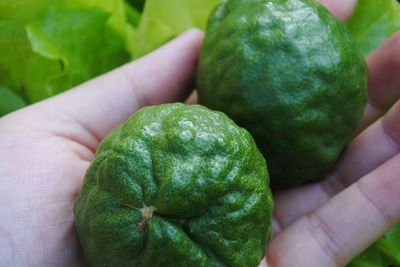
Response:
318,0,357,20
6,29,204,150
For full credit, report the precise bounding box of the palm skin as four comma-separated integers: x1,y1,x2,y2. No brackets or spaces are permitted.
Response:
1,2,400,266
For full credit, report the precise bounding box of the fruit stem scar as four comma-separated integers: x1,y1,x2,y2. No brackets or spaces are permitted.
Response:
136,205,156,232
141,206,156,220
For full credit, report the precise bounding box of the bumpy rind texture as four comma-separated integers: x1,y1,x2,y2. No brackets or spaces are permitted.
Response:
197,0,368,188
74,103,273,267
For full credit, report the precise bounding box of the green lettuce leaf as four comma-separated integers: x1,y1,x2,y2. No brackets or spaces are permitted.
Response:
25,2,130,101
376,223,400,266
126,0,146,12
0,85,26,116
125,2,142,27
133,0,221,58
0,0,133,107
347,244,384,267
347,223,400,267
347,0,400,55
0,0,54,21
0,20,61,101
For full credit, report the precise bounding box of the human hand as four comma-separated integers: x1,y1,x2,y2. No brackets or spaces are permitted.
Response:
0,29,203,266
0,1,399,267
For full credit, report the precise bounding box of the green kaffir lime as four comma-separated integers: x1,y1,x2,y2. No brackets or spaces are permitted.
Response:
197,0,368,187
74,103,273,267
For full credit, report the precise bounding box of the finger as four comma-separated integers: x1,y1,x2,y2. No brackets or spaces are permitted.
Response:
323,99,400,191
273,98,400,232
5,29,204,151
318,0,357,20
268,154,400,267
258,257,268,267
354,31,400,135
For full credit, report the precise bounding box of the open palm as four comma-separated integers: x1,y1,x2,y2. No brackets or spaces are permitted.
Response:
1,2,400,267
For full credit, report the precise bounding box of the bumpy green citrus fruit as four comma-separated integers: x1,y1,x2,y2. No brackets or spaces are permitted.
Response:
197,0,368,188
74,103,273,267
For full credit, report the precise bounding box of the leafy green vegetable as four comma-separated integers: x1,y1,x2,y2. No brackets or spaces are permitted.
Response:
125,2,142,27
126,0,146,11
347,0,400,55
0,85,26,116
348,223,400,267
377,223,400,266
25,2,129,100
348,244,384,267
0,0,133,107
0,0,54,22
133,0,221,58
0,0,224,113
0,19,61,102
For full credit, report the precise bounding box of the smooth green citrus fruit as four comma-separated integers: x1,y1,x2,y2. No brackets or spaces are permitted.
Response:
74,103,273,267
197,0,368,188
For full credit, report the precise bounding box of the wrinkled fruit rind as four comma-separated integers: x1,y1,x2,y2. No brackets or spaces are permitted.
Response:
74,103,273,267
197,0,368,188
